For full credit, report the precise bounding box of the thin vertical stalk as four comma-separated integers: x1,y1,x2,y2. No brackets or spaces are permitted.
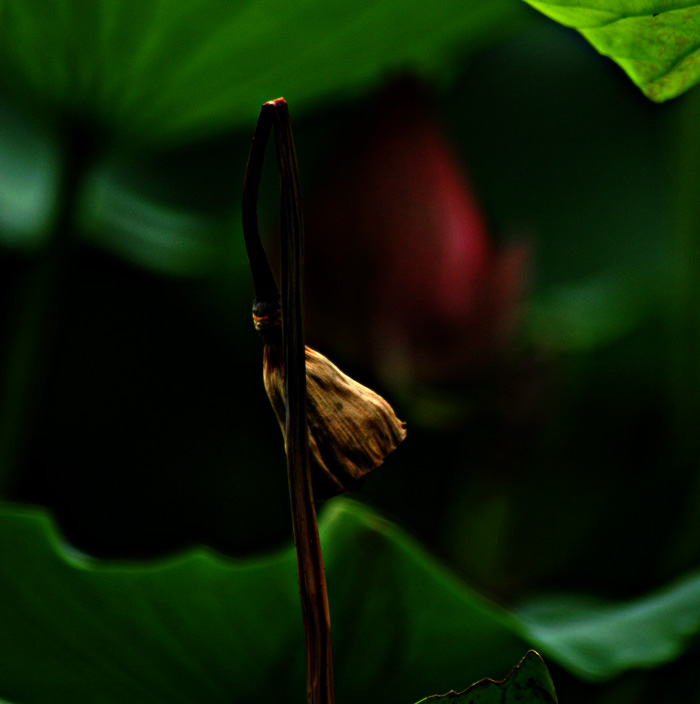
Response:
242,98,335,704
274,98,335,704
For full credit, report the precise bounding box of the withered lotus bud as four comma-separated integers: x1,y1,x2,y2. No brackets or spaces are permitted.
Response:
254,302,406,502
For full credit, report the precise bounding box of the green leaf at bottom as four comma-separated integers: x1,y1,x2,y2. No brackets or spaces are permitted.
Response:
414,651,558,703
2,498,700,703
0,500,529,704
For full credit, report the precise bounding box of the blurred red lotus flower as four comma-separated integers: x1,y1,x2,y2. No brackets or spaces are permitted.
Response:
304,80,527,388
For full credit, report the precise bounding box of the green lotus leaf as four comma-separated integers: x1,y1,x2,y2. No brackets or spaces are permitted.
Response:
523,0,700,101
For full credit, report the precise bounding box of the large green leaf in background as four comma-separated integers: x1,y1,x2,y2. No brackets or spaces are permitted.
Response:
2,497,700,704
516,570,700,681
0,0,528,271
522,0,700,101
0,499,526,704
0,0,527,148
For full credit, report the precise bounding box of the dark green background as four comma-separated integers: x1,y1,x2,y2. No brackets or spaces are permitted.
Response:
0,2,699,703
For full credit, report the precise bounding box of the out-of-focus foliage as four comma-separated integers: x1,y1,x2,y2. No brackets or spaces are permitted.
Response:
523,0,700,101
0,0,529,271
7,498,700,704
0,103,60,252
0,500,525,704
0,0,527,148
6,494,700,701
517,570,700,681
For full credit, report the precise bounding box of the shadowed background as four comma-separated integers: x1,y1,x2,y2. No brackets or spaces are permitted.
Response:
0,3,698,703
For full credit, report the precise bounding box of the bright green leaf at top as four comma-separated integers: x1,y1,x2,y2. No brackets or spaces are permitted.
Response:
414,651,558,703
522,0,700,101
0,0,526,149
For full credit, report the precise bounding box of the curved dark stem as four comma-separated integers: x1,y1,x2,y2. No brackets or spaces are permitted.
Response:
242,105,280,307
243,98,335,704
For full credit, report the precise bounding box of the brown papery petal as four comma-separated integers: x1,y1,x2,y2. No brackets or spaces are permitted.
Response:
262,344,406,502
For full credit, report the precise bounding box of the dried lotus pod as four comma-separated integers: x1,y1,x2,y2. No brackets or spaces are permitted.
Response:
257,308,406,501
